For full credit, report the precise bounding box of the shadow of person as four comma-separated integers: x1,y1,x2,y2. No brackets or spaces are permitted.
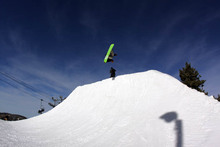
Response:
160,112,183,147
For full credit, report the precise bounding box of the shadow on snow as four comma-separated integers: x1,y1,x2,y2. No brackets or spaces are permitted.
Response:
160,112,183,147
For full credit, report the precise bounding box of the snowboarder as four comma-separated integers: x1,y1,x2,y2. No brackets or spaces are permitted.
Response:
104,44,117,63
110,67,116,78
107,51,117,63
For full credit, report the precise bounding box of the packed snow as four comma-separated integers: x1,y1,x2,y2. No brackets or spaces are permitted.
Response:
0,70,220,147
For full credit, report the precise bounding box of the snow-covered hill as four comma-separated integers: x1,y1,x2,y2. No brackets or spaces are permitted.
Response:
1,70,219,147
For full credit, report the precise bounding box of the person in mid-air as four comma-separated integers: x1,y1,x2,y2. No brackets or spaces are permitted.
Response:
107,51,117,63
110,67,116,78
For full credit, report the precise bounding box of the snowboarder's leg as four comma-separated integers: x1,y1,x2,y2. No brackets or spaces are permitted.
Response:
107,59,114,63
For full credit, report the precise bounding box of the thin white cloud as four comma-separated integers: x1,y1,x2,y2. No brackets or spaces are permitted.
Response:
4,29,31,53
1,54,77,94
200,10,220,26
79,10,100,38
199,52,220,96
0,52,96,117
45,0,71,39
146,12,189,54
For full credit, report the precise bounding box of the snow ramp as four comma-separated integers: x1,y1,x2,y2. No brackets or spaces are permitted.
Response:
1,70,220,147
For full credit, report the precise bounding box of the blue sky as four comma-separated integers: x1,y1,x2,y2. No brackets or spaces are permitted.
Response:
0,0,220,118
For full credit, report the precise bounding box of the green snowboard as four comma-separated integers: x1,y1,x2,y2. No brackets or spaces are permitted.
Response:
104,44,114,63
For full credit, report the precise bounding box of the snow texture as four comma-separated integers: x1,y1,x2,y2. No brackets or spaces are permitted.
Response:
0,70,220,147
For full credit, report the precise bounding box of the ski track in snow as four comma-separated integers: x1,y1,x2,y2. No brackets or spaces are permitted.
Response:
0,70,220,147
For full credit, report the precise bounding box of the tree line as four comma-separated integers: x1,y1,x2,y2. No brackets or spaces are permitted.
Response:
179,62,220,101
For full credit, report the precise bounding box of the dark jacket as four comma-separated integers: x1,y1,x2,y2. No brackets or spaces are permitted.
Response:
110,67,116,77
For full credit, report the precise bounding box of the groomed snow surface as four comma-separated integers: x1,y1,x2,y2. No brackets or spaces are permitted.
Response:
1,70,220,147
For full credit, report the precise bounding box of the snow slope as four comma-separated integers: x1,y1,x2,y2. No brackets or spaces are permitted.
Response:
1,70,220,147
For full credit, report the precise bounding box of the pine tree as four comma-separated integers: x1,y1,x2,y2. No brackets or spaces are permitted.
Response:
48,96,66,108
179,62,207,95
216,94,220,102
